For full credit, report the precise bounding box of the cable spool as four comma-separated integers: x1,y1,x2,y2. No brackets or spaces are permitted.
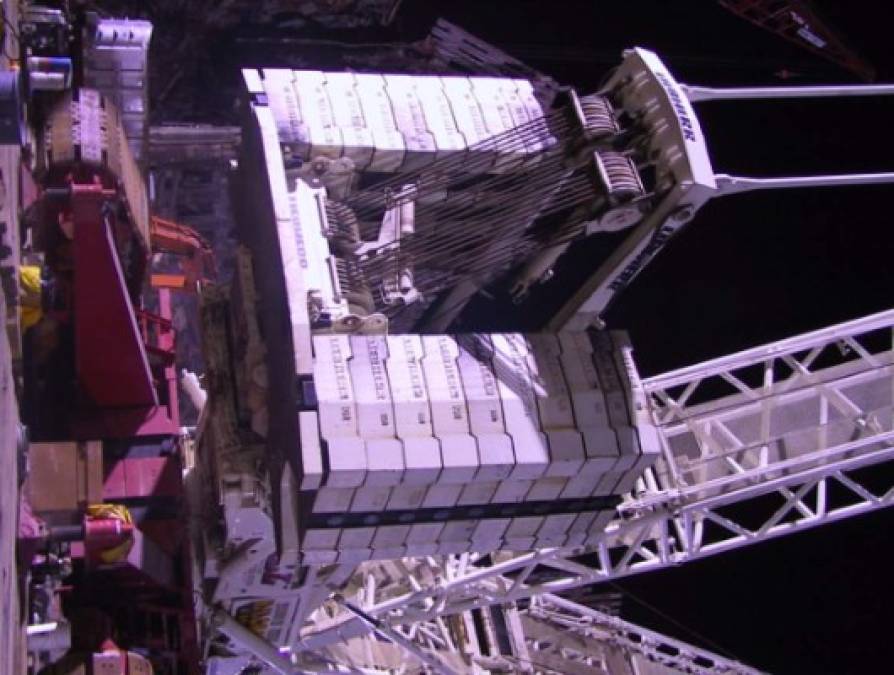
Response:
595,151,643,203
578,94,620,140
40,88,150,248
561,89,620,169
591,151,646,233
324,200,363,254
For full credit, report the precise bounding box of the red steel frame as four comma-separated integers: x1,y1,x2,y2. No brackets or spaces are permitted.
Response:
67,180,179,439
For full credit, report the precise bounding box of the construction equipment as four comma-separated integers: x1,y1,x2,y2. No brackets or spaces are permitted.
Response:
11,11,196,673
9,6,894,674
183,46,894,672
149,215,217,292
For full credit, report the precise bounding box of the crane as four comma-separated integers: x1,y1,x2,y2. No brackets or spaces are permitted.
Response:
187,46,894,673
9,6,894,674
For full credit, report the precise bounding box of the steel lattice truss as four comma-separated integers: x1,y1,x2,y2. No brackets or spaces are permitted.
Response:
299,308,894,665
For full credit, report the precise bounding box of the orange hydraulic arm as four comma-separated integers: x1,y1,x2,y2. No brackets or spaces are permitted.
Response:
149,216,217,292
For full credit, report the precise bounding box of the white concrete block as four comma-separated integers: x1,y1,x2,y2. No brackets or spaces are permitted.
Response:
365,439,406,485
339,527,375,549
406,522,444,557
437,519,475,554
528,333,585,477
537,513,576,540
323,72,374,169
298,410,324,490
422,483,463,508
386,336,442,485
349,336,396,437
325,437,366,488
564,511,597,547
559,427,620,497
303,528,339,550
405,542,439,557
437,436,479,484
589,334,632,429
473,517,510,541
421,336,480,490
544,431,586,478
292,70,343,159
456,336,514,480
525,476,567,502
384,75,438,168
613,469,641,496
470,77,525,172
402,439,442,483
386,335,432,436
438,540,471,555
349,335,405,496
559,332,611,428
262,68,306,147
350,484,393,512
440,76,495,166
613,426,642,473
303,550,338,564
593,471,621,497
421,336,473,435
513,78,554,154
561,449,617,498
471,518,510,553
583,510,616,546
372,524,410,549
504,516,543,550
439,519,476,543
415,76,468,159
354,73,406,171
611,332,660,475
579,427,622,472
457,481,497,506
492,334,549,480
386,483,428,510
337,548,372,563
492,479,533,504
313,331,357,439
498,78,546,165
313,486,355,514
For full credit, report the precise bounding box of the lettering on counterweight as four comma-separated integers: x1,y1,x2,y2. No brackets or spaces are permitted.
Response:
608,222,677,291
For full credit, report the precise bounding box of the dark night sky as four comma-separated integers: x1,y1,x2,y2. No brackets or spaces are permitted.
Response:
391,2,894,673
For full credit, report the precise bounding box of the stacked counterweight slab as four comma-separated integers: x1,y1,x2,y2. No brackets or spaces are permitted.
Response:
296,329,654,562
244,68,552,177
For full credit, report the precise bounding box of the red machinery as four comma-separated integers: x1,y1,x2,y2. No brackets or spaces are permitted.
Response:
20,88,202,674
148,215,217,293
